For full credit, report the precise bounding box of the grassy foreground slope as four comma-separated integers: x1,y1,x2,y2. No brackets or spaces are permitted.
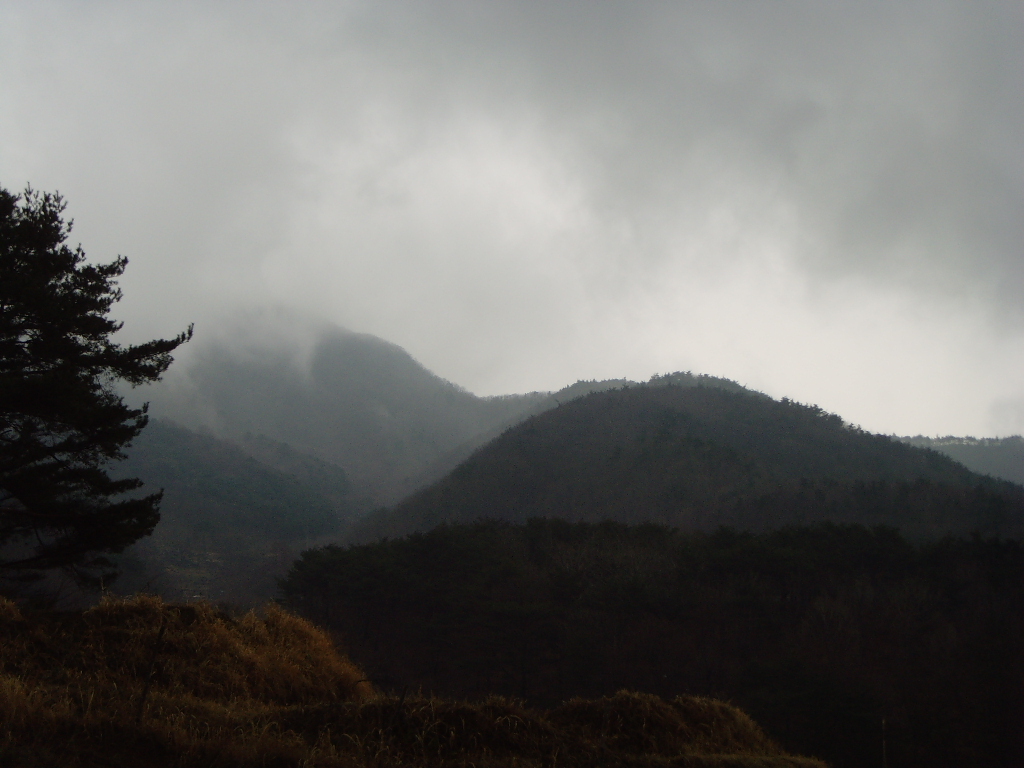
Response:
0,595,823,768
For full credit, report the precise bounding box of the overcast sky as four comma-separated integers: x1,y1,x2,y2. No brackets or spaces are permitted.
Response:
2,1,1022,437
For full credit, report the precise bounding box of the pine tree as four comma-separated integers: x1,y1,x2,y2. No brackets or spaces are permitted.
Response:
0,186,191,588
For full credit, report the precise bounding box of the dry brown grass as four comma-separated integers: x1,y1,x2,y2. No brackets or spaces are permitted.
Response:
549,691,787,758
0,595,825,768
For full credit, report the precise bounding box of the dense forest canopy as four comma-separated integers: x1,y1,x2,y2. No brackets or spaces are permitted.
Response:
282,519,1024,768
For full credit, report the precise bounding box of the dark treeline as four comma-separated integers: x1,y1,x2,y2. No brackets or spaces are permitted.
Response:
281,520,1024,768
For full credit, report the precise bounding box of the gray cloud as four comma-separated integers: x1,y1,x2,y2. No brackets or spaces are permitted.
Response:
1,1,1022,436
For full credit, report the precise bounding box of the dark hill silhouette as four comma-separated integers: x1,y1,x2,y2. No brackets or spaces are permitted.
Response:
352,383,1024,541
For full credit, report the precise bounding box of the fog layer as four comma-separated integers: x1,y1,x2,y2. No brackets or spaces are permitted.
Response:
2,1,1022,435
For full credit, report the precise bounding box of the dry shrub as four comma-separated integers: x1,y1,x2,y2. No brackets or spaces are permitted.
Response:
0,595,22,623
1,594,372,707
549,690,783,757
277,694,562,764
0,595,373,766
272,694,826,768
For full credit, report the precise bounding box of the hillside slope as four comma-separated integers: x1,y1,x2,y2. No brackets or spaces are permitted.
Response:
354,383,1024,541
115,419,356,603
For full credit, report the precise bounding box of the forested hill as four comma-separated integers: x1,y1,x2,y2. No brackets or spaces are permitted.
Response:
352,383,1024,542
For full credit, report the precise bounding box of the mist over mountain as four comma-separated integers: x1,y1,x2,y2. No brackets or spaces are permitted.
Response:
143,317,777,507
354,382,1024,543
147,327,553,507
132,318,1024,559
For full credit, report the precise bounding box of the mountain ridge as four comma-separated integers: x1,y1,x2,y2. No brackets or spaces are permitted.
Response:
143,321,1022,510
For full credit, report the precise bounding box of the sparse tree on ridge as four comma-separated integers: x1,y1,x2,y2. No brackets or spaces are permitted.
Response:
0,185,191,589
